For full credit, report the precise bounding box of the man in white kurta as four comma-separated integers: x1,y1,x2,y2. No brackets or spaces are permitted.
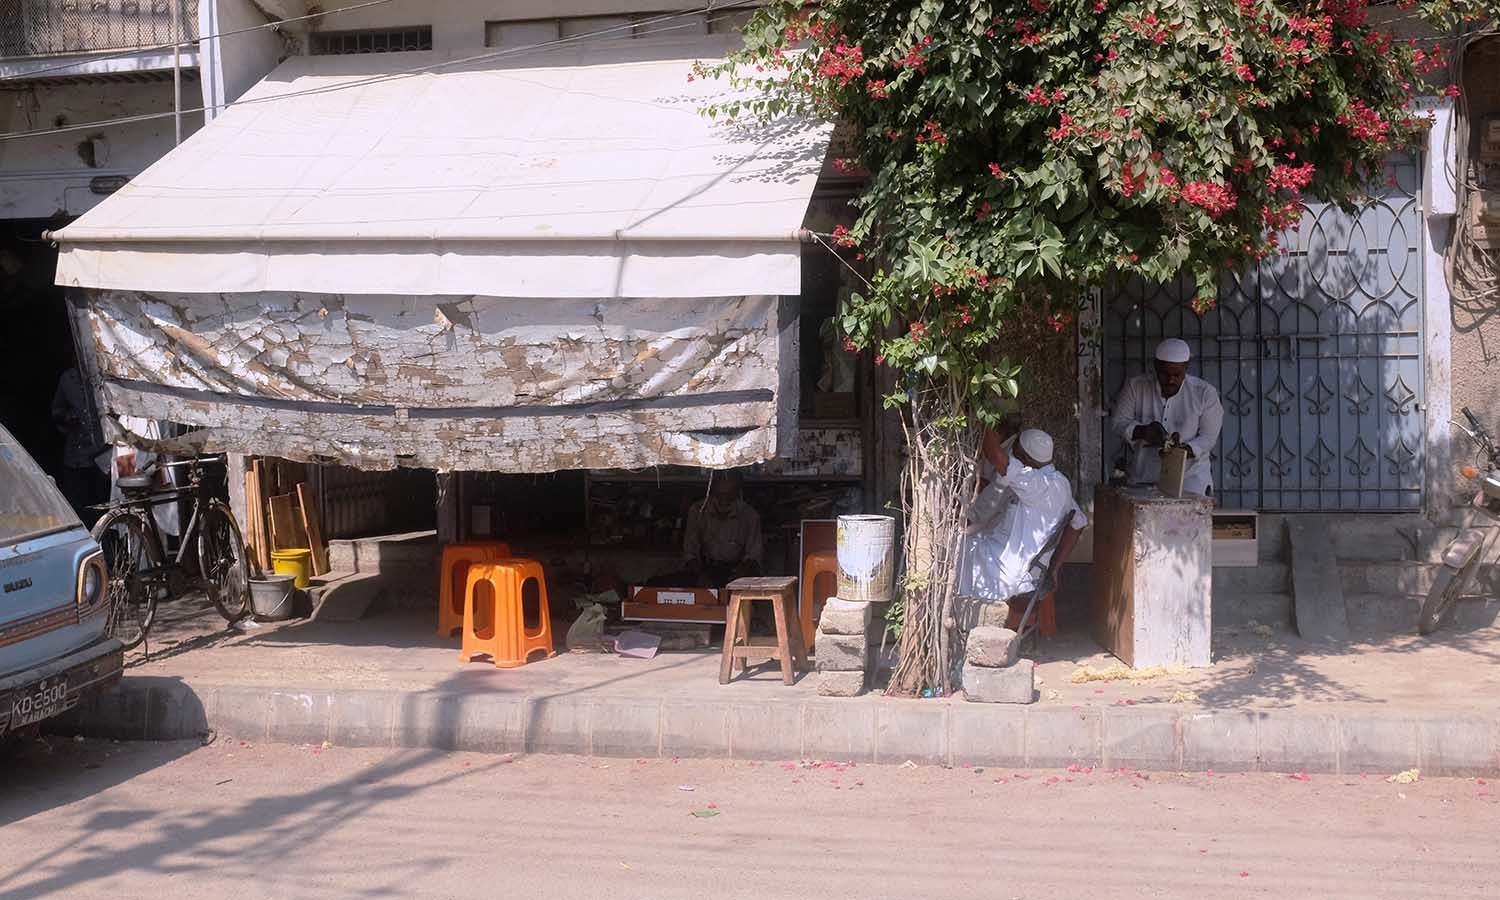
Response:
1110,338,1224,496
959,428,1088,602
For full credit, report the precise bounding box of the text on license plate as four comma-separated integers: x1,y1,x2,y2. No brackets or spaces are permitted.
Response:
11,679,71,728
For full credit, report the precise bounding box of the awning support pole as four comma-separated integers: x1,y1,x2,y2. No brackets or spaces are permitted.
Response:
172,0,182,146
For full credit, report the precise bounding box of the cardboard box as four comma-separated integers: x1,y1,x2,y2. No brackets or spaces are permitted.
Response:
623,586,726,624
1158,446,1189,498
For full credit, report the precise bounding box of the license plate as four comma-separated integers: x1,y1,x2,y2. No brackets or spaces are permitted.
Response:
10,677,74,730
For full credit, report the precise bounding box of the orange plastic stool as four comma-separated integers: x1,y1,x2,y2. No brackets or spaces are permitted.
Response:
800,549,839,652
437,541,511,637
461,559,555,668
1006,590,1058,638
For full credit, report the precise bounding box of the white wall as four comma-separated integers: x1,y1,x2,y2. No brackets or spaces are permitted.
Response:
316,0,753,50
201,0,289,117
0,80,199,219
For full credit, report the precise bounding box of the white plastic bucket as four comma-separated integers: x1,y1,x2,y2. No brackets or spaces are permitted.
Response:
249,575,297,621
836,515,896,603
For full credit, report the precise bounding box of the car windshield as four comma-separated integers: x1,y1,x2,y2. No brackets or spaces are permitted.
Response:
0,423,82,544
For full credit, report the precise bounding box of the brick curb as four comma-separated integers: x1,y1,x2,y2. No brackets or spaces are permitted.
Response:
59,675,1500,776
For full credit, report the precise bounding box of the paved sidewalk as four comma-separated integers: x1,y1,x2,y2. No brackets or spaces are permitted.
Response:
62,604,1500,776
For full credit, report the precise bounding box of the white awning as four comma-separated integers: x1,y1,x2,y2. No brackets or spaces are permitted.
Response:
52,37,832,298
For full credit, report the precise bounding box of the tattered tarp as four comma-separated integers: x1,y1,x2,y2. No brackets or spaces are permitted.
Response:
50,36,832,299
69,290,799,472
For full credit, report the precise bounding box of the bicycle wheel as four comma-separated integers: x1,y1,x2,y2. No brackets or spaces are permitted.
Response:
91,510,156,650
196,500,251,622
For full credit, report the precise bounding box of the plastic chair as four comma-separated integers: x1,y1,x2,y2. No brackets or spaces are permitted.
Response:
461,558,554,668
1011,517,1074,651
799,549,838,652
437,541,511,637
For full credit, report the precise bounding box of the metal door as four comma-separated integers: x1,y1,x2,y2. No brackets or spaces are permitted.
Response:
1102,155,1424,511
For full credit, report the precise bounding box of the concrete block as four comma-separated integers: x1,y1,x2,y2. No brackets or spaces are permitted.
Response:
267,690,333,746
454,694,527,754
1339,714,1419,774
874,702,948,765
64,682,150,741
965,626,1019,668
815,633,868,672
728,702,802,760
1103,707,1181,770
802,700,877,762
818,599,872,636
661,702,729,758
522,698,591,755
1257,712,1338,774
948,703,1026,767
213,686,271,742
589,699,661,758
1418,716,1496,777
144,681,209,741
815,670,867,697
976,601,1012,630
392,693,464,750
1182,711,1259,772
329,691,395,748
962,661,1034,704
1025,706,1103,768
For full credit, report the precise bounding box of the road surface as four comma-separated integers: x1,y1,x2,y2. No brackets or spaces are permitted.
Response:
1,737,1496,899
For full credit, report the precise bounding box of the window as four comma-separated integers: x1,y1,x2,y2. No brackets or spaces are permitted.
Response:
310,26,433,55
485,10,751,48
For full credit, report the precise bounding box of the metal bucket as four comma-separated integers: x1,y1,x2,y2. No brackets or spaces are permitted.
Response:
836,515,896,604
249,575,297,621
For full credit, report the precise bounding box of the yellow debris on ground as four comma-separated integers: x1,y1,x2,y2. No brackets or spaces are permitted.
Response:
1169,690,1200,704
1387,768,1421,785
1069,663,1188,684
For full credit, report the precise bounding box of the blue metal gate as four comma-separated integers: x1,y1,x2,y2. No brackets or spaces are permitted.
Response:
1102,155,1425,511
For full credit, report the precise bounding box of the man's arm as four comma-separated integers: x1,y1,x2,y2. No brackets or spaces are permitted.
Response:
1184,386,1225,460
1111,379,1167,446
981,427,1012,475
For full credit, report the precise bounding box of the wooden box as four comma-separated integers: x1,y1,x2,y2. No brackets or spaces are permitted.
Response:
622,586,726,625
1211,510,1258,567
1090,485,1212,669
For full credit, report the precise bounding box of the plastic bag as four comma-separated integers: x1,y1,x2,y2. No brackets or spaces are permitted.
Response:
566,603,608,648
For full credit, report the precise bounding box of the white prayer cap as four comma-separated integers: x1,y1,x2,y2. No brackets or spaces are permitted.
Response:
1017,429,1054,465
1155,338,1191,363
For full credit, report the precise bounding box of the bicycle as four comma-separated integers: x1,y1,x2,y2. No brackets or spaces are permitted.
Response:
1418,407,1500,635
91,454,253,650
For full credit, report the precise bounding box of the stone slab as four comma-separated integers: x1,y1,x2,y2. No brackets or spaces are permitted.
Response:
814,633,869,672
815,670,867,697
1340,715,1419,774
1256,713,1338,774
1025,706,1102,768
1417,716,1495,777
818,599,872,636
875,702,948,765
1182,710,1259,772
329,690,396,748
802,701,877,762
728,702,803,760
1103,707,1181,770
965,626,1020,668
1287,518,1350,641
962,661,1034,704
589,699,662,758
948,703,1026,767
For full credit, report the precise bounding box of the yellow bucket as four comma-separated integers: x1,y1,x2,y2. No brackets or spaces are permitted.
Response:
270,548,313,589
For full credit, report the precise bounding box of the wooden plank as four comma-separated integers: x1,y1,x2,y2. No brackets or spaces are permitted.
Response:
1287,518,1349,642
268,493,309,551
247,460,271,571
296,482,330,576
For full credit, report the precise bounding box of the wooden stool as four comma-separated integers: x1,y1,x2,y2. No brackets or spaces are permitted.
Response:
438,541,512,637
799,549,838,653
719,576,808,685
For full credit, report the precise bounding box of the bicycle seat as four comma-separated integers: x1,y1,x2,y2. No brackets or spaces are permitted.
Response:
117,474,155,491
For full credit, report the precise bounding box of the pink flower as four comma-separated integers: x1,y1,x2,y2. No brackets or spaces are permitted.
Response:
1182,180,1237,218
831,225,856,248
866,79,890,99
988,162,1006,179
1445,83,1462,98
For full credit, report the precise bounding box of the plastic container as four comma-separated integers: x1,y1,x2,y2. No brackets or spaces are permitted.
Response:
249,574,297,621
836,514,896,603
270,548,313,589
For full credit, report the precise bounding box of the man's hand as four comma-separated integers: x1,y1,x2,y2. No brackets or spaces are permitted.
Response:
1133,422,1168,447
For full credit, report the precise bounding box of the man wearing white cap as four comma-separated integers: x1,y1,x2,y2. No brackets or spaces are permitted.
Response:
959,426,1088,610
1110,338,1224,496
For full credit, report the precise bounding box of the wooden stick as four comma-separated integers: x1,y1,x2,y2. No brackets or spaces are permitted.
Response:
246,460,271,571
296,482,330,576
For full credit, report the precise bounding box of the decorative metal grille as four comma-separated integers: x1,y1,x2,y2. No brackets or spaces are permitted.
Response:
1102,154,1425,511
310,26,433,56
0,0,196,58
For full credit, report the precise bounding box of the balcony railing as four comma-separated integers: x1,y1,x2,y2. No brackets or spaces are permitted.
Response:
0,0,198,59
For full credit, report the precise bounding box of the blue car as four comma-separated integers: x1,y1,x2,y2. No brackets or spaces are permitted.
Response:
0,422,123,739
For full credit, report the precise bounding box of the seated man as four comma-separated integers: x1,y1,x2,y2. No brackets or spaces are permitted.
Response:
682,470,763,587
959,427,1087,628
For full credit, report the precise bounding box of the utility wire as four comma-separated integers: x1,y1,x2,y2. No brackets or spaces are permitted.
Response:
0,0,405,82
0,0,761,143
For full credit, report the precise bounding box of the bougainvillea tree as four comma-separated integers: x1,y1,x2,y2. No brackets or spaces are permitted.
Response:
707,0,1499,694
